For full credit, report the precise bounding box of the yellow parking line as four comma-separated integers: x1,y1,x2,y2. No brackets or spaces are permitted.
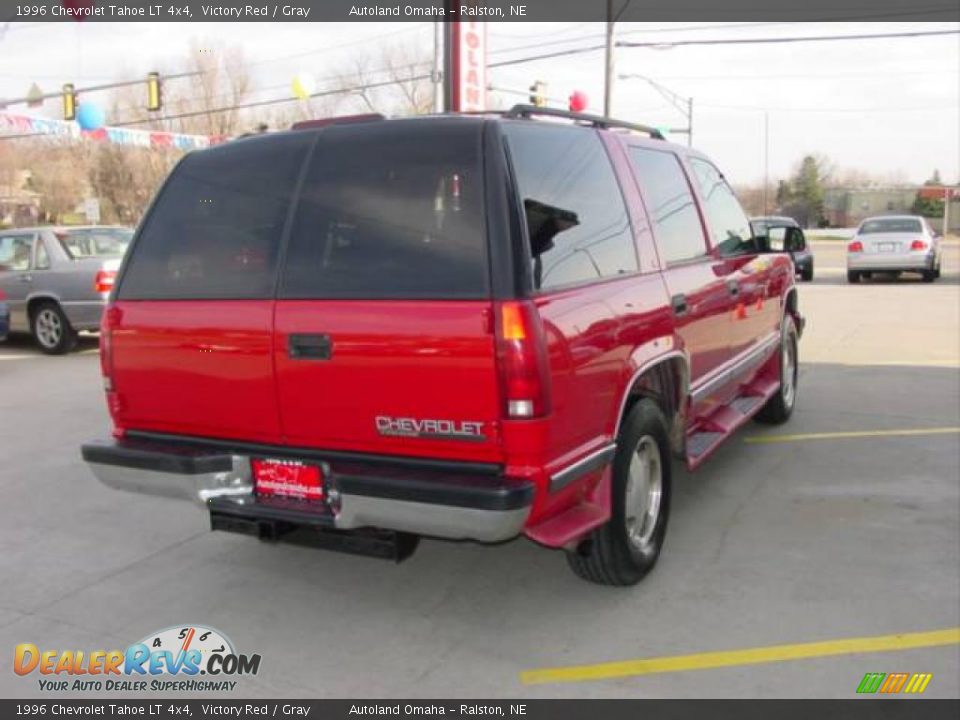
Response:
520,627,960,685
745,427,960,444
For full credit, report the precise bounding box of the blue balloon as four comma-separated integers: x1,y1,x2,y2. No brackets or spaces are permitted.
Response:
76,103,105,131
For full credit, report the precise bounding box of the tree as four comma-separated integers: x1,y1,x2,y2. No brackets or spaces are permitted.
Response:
912,194,945,218
778,155,830,228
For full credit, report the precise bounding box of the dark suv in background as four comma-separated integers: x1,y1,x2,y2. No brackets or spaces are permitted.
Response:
751,216,814,281
83,106,803,586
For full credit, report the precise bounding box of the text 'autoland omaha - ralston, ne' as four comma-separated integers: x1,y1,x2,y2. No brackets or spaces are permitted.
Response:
349,5,527,17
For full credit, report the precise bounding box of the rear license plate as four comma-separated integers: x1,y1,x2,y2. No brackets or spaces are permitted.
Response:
879,242,898,253
252,458,324,500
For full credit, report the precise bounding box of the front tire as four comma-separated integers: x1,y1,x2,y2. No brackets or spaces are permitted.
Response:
800,263,814,282
755,314,798,425
31,301,77,355
566,398,672,586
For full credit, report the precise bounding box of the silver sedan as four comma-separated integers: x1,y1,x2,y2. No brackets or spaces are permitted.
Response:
0,226,132,353
847,215,942,283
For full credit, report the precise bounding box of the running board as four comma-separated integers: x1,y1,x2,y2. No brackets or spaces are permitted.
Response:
685,377,779,470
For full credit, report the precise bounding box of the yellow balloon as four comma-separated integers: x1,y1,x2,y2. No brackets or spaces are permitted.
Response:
292,73,315,100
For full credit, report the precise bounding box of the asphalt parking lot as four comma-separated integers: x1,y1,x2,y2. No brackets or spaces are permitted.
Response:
1,240,958,699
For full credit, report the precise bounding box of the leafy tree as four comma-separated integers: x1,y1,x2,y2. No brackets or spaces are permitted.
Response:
912,194,945,218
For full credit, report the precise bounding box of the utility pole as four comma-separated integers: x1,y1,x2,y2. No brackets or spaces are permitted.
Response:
687,97,694,146
604,0,615,117
443,20,455,112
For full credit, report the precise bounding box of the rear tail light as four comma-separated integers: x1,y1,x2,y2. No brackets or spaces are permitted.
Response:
94,270,117,294
495,301,552,419
848,240,864,252
0,288,6,300
910,239,927,251
100,304,119,392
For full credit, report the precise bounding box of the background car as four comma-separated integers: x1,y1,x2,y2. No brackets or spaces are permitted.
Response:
751,216,814,281
0,226,133,354
847,215,942,283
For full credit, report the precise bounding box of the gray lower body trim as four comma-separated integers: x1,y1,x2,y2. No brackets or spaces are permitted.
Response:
549,443,617,494
691,333,779,404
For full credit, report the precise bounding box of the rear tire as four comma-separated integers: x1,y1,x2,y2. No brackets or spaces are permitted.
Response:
755,314,798,425
566,398,671,586
922,268,936,283
847,270,860,283
800,263,813,282
31,301,77,355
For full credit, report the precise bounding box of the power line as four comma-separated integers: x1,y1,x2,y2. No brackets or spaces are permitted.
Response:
489,28,959,69
618,28,960,49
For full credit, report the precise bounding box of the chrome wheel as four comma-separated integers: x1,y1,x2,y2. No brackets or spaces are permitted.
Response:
35,308,62,349
781,334,797,410
624,435,663,552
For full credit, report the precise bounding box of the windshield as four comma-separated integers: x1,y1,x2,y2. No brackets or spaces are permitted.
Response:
859,218,922,235
57,228,133,259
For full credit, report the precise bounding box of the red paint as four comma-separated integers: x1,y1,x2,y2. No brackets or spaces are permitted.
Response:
107,301,283,443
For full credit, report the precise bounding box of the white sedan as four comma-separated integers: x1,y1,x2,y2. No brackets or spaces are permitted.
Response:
847,215,942,283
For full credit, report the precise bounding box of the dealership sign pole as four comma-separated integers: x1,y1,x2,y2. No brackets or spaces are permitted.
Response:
448,19,488,113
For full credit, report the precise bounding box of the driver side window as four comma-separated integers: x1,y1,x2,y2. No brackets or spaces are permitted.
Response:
688,158,754,256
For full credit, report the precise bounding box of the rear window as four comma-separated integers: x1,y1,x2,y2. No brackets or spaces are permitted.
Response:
57,228,132,259
118,133,312,300
860,218,923,234
280,120,487,300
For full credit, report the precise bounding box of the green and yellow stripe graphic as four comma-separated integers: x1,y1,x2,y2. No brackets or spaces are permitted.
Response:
857,672,933,694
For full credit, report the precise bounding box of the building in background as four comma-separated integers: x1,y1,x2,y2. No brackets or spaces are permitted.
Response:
824,186,960,232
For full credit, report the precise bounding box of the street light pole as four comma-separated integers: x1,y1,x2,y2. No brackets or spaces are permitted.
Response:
763,111,770,214
619,73,693,143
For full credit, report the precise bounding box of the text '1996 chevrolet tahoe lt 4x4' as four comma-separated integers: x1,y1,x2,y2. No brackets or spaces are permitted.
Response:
82,106,804,585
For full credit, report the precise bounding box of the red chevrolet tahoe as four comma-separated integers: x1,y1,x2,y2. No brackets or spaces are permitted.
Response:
82,106,803,585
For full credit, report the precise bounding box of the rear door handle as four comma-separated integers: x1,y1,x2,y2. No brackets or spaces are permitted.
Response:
671,293,688,317
727,280,740,297
19,275,32,283
288,333,332,360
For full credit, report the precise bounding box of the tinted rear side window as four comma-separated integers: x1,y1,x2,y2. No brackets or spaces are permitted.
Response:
279,120,487,300
628,146,707,265
503,122,637,291
118,133,311,300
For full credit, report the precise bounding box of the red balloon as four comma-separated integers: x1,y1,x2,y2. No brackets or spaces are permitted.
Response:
569,91,589,113
61,0,96,22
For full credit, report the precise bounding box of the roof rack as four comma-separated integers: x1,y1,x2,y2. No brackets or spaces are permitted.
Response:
504,104,665,140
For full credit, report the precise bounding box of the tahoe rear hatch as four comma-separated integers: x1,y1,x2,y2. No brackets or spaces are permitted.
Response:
107,119,505,462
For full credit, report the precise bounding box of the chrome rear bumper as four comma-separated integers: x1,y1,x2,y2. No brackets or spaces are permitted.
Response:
82,436,532,543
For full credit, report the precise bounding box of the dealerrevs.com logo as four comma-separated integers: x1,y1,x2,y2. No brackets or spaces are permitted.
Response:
13,624,261,692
